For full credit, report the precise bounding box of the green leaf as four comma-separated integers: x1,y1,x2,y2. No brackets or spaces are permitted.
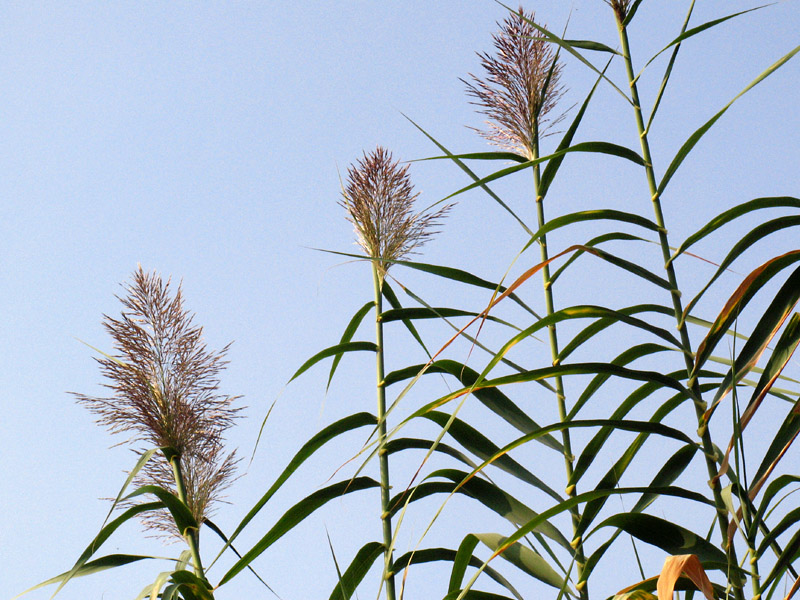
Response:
166,570,214,600
474,533,566,590
383,359,562,452
594,513,727,564
644,5,770,72
457,486,721,595
328,301,374,390
431,469,571,550
12,555,155,599
443,142,644,203
380,307,517,330
539,59,610,197
220,477,380,585
757,506,800,556
204,520,276,595
707,288,800,417
220,413,376,553
48,502,163,597
527,209,659,250
404,114,533,235
683,216,800,319
564,39,621,54
124,485,197,537
558,304,675,364
550,233,653,286
393,547,521,600
622,0,645,26
751,400,800,494
382,281,433,357
763,527,800,589
581,444,701,579
288,341,377,383
670,197,800,264
692,255,800,377
423,411,563,502
318,249,541,318
416,151,528,163
329,542,384,600
449,535,482,597
567,343,676,422
645,0,696,131
505,4,632,102
659,44,800,195
751,475,800,538
384,438,479,472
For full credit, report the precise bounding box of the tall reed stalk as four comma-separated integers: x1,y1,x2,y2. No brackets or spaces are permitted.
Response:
465,10,588,597
610,3,744,597
340,147,450,600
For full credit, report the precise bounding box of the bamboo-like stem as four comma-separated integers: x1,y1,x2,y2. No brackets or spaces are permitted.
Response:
169,454,206,580
532,135,587,599
373,265,397,600
615,18,745,599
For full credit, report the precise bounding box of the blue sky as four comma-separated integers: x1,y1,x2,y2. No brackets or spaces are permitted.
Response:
2,2,799,599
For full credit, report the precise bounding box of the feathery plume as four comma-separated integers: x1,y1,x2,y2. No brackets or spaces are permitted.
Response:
75,266,240,536
464,7,566,159
340,147,450,280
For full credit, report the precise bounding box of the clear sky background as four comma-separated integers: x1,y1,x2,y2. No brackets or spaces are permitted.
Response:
2,2,799,599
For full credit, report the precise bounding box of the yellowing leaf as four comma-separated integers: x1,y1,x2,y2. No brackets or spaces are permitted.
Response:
658,554,714,600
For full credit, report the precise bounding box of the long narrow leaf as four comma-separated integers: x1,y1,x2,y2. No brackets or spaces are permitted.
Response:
328,301,374,390
288,341,377,383
220,477,380,585
659,44,800,195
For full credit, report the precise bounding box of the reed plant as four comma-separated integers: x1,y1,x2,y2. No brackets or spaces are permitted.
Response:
17,3,800,599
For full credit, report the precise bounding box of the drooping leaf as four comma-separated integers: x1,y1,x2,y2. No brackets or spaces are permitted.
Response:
423,411,563,502
12,554,156,599
288,341,377,383
382,281,434,357
595,514,726,564
383,359,562,452
539,59,610,197
657,554,715,600
475,533,567,590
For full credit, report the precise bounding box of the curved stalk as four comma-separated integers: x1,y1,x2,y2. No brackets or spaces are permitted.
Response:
170,454,206,581
614,16,744,598
532,134,588,599
373,265,397,600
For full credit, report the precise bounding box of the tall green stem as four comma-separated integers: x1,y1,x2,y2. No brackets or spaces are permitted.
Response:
373,266,397,600
532,136,587,599
169,454,206,580
615,19,744,598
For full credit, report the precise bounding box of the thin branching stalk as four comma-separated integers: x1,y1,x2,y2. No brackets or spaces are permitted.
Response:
613,11,744,598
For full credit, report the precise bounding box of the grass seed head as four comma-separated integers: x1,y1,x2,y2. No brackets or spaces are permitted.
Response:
340,147,450,280
464,7,566,159
75,266,240,536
